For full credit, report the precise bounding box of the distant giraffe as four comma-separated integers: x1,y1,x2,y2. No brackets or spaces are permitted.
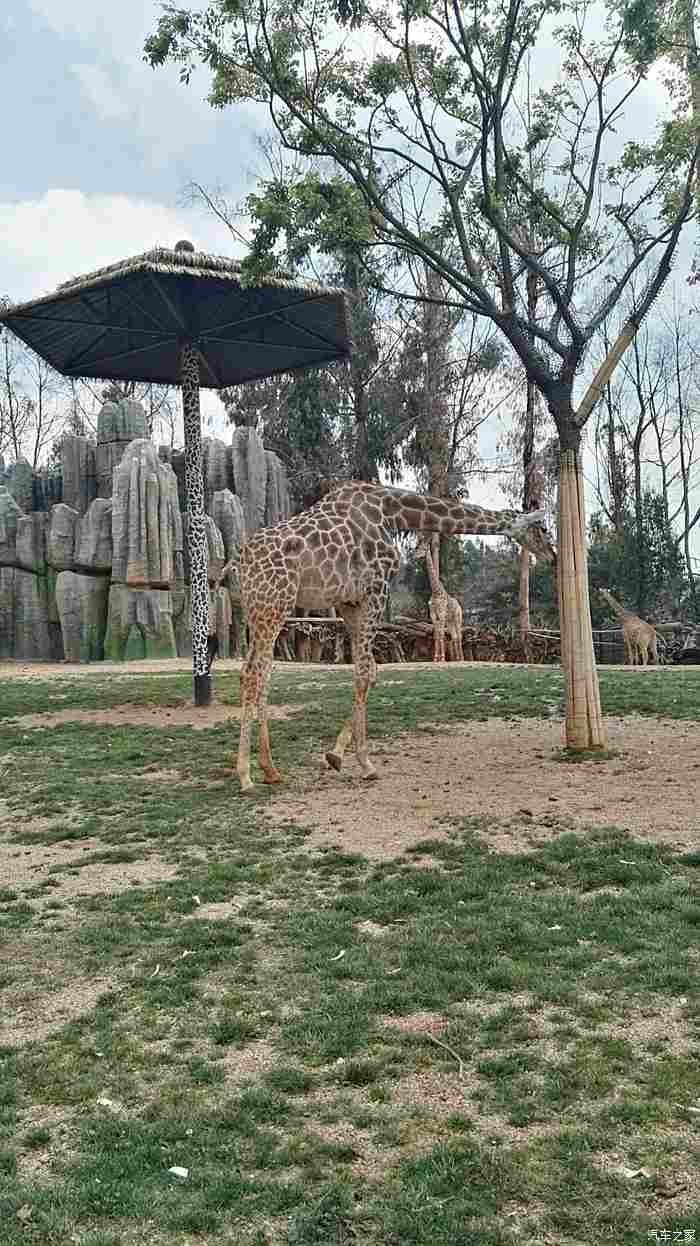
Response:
600,589,659,665
235,481,555,791
416,534,464,662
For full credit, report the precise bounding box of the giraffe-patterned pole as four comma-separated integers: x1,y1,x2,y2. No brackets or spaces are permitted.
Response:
180,342,212,707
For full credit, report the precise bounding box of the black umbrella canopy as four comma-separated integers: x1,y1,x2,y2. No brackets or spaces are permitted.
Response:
1,241,352,709
0,242,352,386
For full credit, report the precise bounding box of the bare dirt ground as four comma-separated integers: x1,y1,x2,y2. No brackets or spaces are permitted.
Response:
0,656,683,679
2,839,182,901
1,659,697,862
9,702,300,729
266,715,700,858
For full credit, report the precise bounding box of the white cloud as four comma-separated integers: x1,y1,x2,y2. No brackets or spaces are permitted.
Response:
71,63,136,125
28,0,163,53
0,187,245,302
0,187,233,430
25,0,264,178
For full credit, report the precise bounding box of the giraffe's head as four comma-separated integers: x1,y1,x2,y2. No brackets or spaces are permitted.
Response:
506,509,557,563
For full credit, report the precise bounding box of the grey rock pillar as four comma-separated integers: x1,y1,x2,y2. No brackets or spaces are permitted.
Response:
180,342,211,706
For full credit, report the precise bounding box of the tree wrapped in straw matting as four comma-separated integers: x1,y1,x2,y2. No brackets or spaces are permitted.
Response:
146,0,700,747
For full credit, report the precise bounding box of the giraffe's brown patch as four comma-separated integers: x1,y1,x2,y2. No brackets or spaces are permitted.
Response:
282,537,303,556
360,502,383,524
401,509,426,528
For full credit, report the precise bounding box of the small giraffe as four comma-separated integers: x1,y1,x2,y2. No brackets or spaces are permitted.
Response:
416,534,464,662
599,589,659,666
235,482,555,791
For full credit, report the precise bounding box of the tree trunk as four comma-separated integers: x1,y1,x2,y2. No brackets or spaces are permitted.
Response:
518,547,532,661
632,438,646,615
557,448,607,751
519,272,539,660
352,380,373,480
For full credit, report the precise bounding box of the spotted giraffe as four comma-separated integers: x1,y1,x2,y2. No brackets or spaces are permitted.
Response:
180,343,211,701
416,534,464,662
235,482,556,791
599,589,659,665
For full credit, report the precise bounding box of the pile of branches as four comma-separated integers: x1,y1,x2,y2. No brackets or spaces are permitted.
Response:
273,617,560,665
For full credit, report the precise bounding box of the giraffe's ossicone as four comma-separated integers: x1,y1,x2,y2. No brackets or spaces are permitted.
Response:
236,482,556,791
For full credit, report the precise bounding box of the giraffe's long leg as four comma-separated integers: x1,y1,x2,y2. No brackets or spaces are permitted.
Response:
325,605,360,772
236,607,289,792
430,602,445,662
326,598,378,779
256,645,282,784
237,641,259,792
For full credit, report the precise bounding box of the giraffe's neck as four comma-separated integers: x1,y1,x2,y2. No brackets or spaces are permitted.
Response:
603,592,632,621
328,483,522,536
424,541,443,595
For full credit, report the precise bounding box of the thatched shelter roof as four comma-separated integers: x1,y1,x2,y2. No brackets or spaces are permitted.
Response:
0,243,351,387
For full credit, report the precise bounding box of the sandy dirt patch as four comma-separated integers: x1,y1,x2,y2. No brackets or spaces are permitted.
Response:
265,716,700,858
0,657,687,681
1,838,181,901
0,658,480,680
0,977,115,1047
219,1039,278,1085
9,701,301,730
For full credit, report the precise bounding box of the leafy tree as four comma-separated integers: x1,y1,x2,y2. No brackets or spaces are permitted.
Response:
147,0,700,749
588,491,689,620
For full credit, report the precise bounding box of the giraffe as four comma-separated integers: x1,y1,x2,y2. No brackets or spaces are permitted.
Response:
416,534,464,662
599,589,659,666
235,482,556,791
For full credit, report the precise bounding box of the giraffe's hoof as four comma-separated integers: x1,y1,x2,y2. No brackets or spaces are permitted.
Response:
262,769,283,785
360,768,379,782
325,751,343,772
239,782,255,794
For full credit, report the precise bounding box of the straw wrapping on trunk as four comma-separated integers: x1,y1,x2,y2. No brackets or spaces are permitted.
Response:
558,450,607,750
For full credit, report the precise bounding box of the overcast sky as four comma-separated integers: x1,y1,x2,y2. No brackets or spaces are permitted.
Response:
2,0,271,434
3,0,699,542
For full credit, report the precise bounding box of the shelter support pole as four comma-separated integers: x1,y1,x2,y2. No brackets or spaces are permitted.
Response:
557,449,607,750
180,342,211,707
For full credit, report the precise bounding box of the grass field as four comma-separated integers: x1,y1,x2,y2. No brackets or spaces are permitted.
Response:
1,662,699,1245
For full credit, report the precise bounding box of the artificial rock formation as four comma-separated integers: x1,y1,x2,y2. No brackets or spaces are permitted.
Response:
96,391,147,499
55,572,110,663
0,395,290,663
105,439,183,661
232,427,268,537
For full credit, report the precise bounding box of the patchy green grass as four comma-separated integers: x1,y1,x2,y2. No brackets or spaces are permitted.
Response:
1,663,700,1244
